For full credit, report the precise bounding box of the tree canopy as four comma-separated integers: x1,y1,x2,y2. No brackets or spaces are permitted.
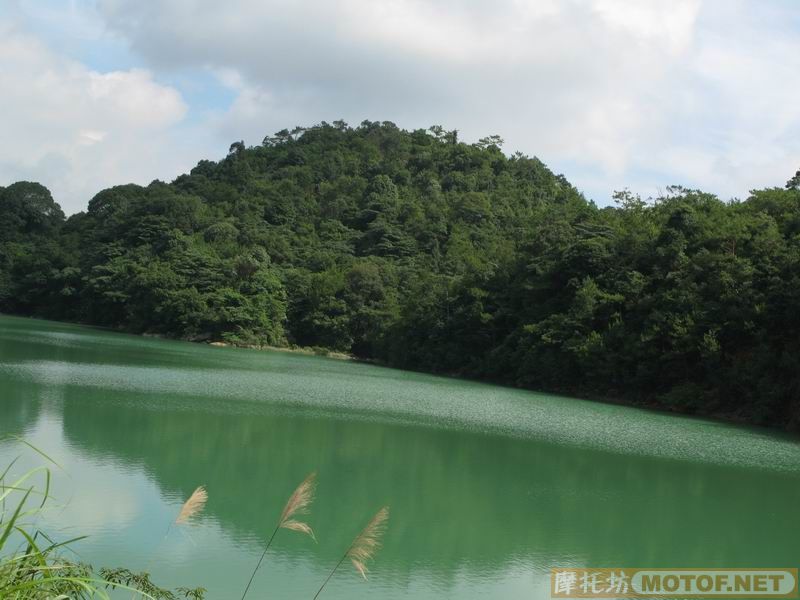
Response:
2,121,799,430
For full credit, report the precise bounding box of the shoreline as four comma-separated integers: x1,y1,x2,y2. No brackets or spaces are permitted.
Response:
205,338,354,361
2,312,796,436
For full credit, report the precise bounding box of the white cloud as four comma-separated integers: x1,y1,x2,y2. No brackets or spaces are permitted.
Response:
2,0,800,211
592,0,700,51
91,0,709,200
78,129,107,145
0,19,202,214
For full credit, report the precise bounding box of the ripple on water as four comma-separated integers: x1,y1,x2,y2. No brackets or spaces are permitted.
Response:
2,351,799,473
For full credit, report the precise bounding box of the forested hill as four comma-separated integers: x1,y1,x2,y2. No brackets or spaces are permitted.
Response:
2,121,800,429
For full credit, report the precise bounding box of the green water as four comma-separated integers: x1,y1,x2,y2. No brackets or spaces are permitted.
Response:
1,315,799,599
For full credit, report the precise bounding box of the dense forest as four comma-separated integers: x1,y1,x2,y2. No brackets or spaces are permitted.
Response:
1,121,799,429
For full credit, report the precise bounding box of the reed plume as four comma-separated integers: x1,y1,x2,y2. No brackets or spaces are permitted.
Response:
278,471,317,540
347,506,389,579
241,472,317,600
137,485,207,600
175,486,208,525
312,506,389,599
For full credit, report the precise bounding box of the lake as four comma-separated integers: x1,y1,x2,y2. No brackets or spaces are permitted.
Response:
1,314,799,599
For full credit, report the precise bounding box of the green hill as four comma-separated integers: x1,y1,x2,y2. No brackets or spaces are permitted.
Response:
2,120,799,429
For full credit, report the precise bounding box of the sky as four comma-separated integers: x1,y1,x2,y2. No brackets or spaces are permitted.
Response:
1,0,799,215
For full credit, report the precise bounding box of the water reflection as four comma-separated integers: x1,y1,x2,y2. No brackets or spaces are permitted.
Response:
4,389,799,597
54,386,800,570
2,316,800,599
0,387,41,435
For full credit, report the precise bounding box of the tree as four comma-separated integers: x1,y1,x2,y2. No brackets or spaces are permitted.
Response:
786,168,800,190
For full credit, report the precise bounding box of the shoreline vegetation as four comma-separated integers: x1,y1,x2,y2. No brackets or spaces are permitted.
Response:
2,121,799,431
